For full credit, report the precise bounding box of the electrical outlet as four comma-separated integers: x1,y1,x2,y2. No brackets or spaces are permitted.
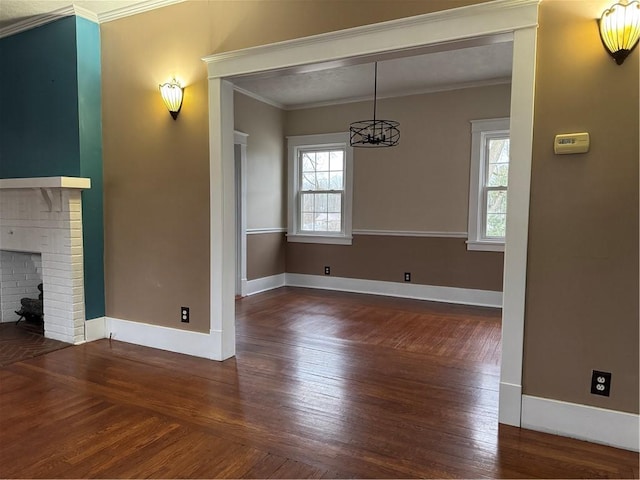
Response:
404,272,411,282
590,370,611,396
181,306,190,323
324,266,330,275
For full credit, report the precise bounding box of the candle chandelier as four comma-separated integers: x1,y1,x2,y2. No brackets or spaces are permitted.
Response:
349,62,400,148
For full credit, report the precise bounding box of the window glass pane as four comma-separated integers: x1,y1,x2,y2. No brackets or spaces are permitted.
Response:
329,172,343,189
316,151,329,171
486,214,506,238
314,213,328,232
487,163,509,187
316,172,329,190
327,214,341,232
329,151,343,171
301,193,314,213
301,172,316,190
301,213,315,231
488,138,510,165
302,152,316,172
327,193,342,213
315,193,328,213
487,190,507,214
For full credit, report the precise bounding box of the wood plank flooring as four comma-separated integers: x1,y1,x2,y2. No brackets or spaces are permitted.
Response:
0,287,637,478
0,322,70,366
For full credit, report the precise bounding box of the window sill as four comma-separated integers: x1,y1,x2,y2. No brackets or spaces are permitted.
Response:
287,233,353,245
466,240,505,252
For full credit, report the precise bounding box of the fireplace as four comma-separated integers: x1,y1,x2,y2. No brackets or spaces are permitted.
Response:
0,177,91,344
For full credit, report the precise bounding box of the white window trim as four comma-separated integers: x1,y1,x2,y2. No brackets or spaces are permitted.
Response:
467,117,510,252
287,132,353,245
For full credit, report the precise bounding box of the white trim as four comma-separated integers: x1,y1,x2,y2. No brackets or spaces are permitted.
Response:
286,234,353,245
0,176,90,189
353,229,468,238
466,240,505,252
499,25,538,426
84,317,106,342
202,0,538,78
98,0,185,23
286,77,512,111
234,86,285,110
285,273,502,308
204,0,539,425
233,130,248,145
246,273,287,296
104,317,220,360
0,6,92,39
234,131,248,297
522,395,639,452
246,227,286,235
499,382,523,425
208,78,236,360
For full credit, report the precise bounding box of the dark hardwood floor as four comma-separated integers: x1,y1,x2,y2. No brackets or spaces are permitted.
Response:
0,287,637,478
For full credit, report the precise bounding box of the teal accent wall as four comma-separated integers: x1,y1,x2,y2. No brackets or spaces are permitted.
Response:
76,17,105,319
0,16,105,319
0,17,80,177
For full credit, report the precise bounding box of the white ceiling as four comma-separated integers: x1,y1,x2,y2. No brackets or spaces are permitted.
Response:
233,41,513,109
0,2,513,109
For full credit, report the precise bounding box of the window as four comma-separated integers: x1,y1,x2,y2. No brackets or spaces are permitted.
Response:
467,118,510,252
287,133,353,245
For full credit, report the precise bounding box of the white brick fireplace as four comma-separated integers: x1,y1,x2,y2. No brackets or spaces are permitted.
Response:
0,177,91,344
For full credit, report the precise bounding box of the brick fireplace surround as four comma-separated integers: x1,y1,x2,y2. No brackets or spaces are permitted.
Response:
0,177,90,344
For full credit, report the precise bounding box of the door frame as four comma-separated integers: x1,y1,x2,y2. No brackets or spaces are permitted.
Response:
203,0,539,426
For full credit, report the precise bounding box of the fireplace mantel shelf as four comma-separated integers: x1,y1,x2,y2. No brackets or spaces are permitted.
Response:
0,176,91,190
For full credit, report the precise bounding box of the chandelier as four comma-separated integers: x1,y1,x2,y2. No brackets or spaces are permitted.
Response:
349,62,400,148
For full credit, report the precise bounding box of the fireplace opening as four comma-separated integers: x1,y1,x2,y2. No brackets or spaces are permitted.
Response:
0,251,44,333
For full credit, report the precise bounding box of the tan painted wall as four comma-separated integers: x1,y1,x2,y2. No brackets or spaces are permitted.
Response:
247,233,287,281
287,236,503,291
523,0,639,413
286,85,512,231
234,92,286,230
102,0,488,331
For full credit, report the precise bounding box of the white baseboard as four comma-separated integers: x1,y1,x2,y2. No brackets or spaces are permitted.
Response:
284,273,502,308
499,382,522,426
104,316,222,360
522,395,639,452
84,316,106,342
246,273,286,296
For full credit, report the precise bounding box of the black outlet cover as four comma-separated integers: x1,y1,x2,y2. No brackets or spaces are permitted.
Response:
181,306,190,323
590,370,611,396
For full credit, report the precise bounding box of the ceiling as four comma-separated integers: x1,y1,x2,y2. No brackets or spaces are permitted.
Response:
0,1,150,29
233,41,513,109
0,1,513,109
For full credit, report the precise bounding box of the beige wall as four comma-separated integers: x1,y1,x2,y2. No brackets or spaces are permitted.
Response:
247,233,286,280
286,84,512,231
523,0,639,413
234,92,286,230
288,236,503,291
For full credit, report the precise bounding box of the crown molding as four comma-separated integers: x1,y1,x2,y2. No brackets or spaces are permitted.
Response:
233,85,286,110
0,0,183,39
98,0,184,23
0,5,95,39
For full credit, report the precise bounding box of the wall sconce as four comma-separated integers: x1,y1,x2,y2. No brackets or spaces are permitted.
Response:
599,1,640,65
159,79,184,120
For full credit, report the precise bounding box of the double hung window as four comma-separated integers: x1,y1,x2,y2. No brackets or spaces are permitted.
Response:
467,118,510,251
287,133,353,245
